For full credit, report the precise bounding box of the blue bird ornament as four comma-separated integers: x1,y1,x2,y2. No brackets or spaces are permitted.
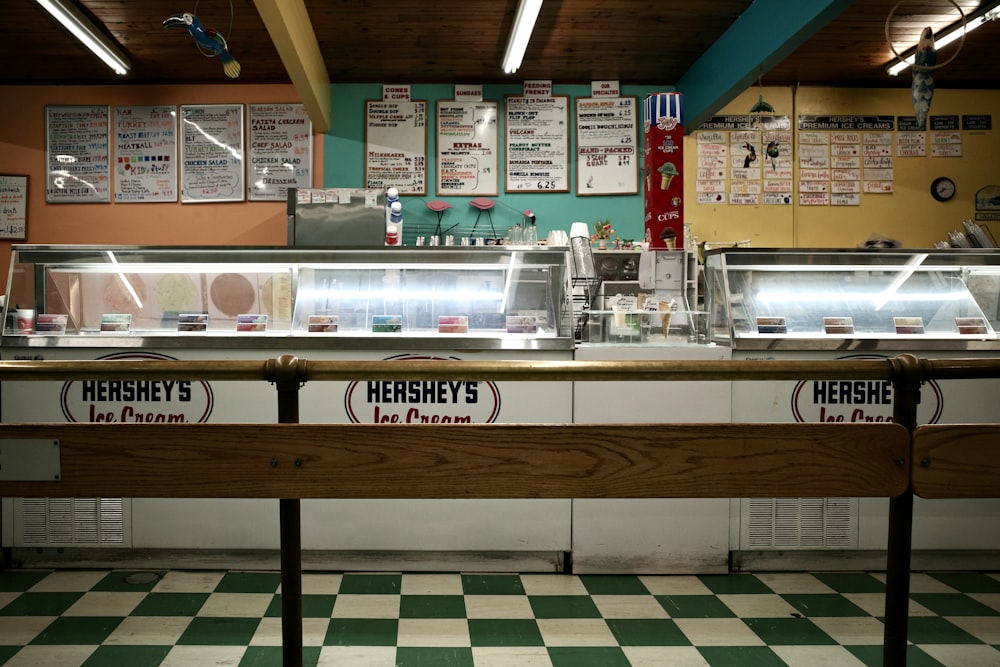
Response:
163,12,241,78
911,26,936,128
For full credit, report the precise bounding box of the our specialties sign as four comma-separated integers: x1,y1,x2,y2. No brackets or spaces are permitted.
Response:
344,354,501,424
59,352,214,423
575,96,638,196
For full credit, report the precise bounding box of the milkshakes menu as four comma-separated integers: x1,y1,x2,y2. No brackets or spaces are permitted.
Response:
180,104,244,203
505,96,569,192
45,105,111,203
365,100,427,195
114,105,177,203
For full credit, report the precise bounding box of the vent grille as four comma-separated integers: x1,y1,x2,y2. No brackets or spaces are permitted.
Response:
746,497,857,549
18,498,126,546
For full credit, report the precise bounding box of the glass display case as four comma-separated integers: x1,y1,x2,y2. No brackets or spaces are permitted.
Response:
1,245,573,351
705,248,1000,350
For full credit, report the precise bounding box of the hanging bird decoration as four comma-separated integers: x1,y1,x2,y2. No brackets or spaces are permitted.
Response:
749,93,775,114
911,26,936,128
163,12,241,78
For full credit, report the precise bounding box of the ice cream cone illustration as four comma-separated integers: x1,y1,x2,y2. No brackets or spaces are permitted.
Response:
645,166,652,191
659,226,678,250
658,162,678,190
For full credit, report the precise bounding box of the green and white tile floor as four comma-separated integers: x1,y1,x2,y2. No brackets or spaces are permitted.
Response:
1,568,999,666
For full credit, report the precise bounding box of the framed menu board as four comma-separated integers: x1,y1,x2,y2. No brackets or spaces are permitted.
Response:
180,104,245,203
114,105,177,203
0,174,28,240
45,105,111,203
247,103,312,201
365,100,427,195
504,95,569,193
436,100,499,196
575,96,638,195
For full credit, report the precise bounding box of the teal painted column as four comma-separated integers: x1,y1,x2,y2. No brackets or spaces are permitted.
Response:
677,0,856,130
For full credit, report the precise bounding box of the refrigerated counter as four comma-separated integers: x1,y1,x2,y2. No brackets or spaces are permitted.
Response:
704,247,1000,568
1,244,575,570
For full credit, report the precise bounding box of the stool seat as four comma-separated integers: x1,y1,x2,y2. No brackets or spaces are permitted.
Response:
469,198,496,211
426,200,452,212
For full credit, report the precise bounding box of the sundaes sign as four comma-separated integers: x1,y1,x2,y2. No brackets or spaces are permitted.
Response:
344,354,501,424
60,352,214,423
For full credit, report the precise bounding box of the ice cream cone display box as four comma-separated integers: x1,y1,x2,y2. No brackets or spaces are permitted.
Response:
704,247,1000,564
0,244,576,570
643,93,683,250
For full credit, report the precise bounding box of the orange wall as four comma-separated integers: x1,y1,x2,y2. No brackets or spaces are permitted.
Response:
0,84,321,285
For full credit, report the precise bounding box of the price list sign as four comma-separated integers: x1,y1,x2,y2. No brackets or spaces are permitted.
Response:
436,100,498,196
180,104,245,203
247,103,312,201
45,105,111,203
575,97,638,195
505,95,569,192
114,105,177,203
365,100,427,195
0,174,28,240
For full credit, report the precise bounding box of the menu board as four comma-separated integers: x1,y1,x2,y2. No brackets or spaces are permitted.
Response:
113,105,177,203
364,100,427,195
179,104,245,203
247,103,312,201
575,96,638,195
505,95,569,192
44,105,111,203
0,174,28,240
436,100,499,196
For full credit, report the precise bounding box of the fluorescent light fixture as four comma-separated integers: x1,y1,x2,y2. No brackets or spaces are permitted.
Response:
887,2,999,76
502,0,543,74
35,0,130,75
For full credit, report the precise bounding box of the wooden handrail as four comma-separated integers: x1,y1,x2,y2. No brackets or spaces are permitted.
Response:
911,425,1000,499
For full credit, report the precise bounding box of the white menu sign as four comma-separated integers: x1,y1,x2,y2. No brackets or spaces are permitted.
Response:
436,100,498,196
575,96,637,195
180,104,245,203
113,105,177,203
365,100,427,195
247,103,312,201
505,95,569,192
45,105,111,203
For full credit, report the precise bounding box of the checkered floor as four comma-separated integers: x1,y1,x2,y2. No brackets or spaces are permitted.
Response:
1,569,999,666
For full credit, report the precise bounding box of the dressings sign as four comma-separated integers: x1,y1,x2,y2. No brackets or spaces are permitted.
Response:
790,355,942,424
60,352,214,423
344,354,501,424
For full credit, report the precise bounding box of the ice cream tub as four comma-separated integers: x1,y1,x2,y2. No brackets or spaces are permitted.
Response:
643,92,684,250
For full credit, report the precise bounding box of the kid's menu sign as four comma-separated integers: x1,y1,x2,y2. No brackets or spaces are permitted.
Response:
436,100,499,196
505,95,569,192
114,105,177,203
180,104,245,203
365,100,427,195
44,105,111,203
575,96,638,195
247,103,312,201
0,174,28,240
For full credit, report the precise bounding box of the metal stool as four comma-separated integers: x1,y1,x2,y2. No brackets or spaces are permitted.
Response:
469,198,496,238
426,200,453,236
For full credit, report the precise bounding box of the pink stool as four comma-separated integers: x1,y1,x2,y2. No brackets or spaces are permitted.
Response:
469,198,496,238
426,200,452,235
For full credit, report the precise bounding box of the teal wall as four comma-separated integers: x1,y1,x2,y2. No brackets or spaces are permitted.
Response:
324,83,675,244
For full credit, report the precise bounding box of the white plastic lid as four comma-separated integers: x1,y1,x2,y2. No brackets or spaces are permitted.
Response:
386,187,399,200
570,222,590,238
390,201,402,213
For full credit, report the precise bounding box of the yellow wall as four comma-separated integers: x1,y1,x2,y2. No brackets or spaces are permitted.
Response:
684,86,1000,249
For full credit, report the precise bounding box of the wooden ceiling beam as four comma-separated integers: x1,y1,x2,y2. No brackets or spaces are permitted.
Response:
253,0,330,132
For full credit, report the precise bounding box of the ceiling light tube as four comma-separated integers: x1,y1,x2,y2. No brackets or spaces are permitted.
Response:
886,1,999,76
35,0,131,75
502,0,543,74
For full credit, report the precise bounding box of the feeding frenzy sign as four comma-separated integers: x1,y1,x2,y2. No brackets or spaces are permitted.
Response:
60,352,214,423
344,354,501,424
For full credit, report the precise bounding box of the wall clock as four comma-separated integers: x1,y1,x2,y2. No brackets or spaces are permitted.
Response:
931,177,956,202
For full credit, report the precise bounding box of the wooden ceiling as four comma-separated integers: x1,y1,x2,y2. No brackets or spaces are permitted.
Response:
3,0,999,93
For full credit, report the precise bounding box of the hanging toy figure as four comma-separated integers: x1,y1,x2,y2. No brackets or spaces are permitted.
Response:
911,26,936,128
163,12,241,78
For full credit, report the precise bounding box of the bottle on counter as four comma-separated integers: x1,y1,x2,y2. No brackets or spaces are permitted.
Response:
569,221,596,278
385,200,403,246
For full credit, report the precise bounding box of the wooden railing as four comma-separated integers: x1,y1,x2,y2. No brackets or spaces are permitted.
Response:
2,353,1000,667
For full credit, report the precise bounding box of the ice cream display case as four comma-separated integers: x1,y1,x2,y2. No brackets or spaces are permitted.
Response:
1,244,573,350
704,247,1000,350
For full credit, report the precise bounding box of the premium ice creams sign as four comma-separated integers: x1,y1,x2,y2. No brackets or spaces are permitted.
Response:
344,354,501,424
790,355,942,424
60,352,214,423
